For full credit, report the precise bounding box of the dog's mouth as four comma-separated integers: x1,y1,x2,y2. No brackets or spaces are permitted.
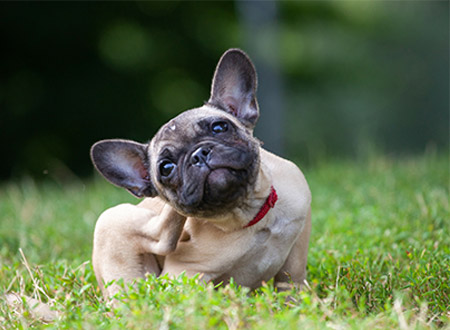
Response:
176,145,256,215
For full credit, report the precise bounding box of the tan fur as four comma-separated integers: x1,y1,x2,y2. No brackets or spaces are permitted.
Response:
92,49,312,299
93,147,311,298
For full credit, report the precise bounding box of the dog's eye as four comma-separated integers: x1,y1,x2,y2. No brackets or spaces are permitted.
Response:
159,161,175,177
211,121,228,134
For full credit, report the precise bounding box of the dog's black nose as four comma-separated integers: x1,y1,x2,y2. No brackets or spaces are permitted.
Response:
191,147,211,166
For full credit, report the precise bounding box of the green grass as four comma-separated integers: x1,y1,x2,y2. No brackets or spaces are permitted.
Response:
1,153,448,329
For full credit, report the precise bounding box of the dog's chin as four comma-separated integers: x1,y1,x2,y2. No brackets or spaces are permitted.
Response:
204,168,245,205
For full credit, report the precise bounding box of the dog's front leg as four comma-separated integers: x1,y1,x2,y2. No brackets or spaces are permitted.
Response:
274,208,311,291
92,202,186,298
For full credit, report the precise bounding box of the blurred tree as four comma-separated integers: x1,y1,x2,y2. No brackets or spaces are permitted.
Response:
278,1,448,162
0,1,238,180
237,0,286,156
0,1,448,181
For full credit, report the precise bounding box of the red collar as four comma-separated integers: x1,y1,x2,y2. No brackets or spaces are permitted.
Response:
244,186,278,228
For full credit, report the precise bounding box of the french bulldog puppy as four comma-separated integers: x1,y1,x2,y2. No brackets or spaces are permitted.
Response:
90,49,311,298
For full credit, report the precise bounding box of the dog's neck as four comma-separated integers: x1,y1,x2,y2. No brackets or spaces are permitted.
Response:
200,160,274,232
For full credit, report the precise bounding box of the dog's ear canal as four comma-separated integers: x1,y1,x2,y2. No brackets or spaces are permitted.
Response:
90,140,158,198
208,48,259,129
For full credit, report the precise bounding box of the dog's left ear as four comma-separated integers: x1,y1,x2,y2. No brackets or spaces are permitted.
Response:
208,48,259,129
90,139,157,198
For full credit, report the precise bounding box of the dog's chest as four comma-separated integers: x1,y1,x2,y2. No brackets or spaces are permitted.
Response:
162,215,301,287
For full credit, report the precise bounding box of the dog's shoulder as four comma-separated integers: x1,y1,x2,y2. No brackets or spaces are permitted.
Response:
260,149,309,192
261,148,311,218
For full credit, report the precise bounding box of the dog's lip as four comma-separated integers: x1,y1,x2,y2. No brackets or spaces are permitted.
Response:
207,155,252,171
207,166,241,176
187,143,254,171
206,163,241,172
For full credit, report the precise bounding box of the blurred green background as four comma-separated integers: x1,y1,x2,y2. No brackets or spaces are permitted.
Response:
0,1,448,181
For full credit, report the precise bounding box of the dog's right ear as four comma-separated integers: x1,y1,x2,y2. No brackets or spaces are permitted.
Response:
90,139,157,198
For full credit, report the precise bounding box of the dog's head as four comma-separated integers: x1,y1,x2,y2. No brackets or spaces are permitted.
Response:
91,49,261,217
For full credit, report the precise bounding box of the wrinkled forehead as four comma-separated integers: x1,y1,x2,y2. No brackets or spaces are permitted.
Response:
152,106,242,144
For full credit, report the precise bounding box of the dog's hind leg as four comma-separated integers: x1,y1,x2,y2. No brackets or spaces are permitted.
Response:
92,202,186,298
